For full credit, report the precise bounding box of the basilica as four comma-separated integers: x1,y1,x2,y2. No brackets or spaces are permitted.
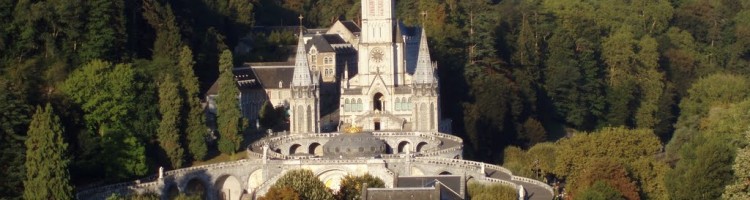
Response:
206,0,443,134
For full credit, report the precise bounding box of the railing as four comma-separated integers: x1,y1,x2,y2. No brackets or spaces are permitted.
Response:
249,131,464,160
511,176,554,194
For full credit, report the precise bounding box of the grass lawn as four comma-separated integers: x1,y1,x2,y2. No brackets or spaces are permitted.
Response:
189,152,247,167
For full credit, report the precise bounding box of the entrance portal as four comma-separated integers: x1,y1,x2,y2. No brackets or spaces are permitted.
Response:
374,122,381,130
373,93,384,111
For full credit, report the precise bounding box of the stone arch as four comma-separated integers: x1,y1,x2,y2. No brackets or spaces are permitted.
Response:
439,171,453,175
247,170,264,192
215,175,243,200
309,142,323,156
184,177,208,198
397,141,411,153
316,169,349,192
416,142,428,152
163,183,179,199
373,93,384,111
289,144,302,155
357,99,362,111
385,143,393,154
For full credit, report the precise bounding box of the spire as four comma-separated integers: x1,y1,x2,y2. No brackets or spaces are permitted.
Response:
292,28,313,87
414,28,436,84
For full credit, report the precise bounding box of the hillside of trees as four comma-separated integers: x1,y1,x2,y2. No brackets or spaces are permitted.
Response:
1,0,750,199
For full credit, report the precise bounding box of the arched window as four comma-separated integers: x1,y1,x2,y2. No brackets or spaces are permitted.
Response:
395,98,401,111
345,99,351,112
407,98,412,110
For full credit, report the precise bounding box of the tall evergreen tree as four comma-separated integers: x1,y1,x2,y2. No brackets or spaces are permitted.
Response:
79,0,126,61
178,46,208,161
216,50,242,154
157,74,185,168
143,0,182,64
0,80,31,199
23,104,73,200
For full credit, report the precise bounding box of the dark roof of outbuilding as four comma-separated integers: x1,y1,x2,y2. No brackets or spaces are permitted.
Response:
248,65,295,89
323,34,347,44
397,175,462,195
305,34,335,53
340,20,361,33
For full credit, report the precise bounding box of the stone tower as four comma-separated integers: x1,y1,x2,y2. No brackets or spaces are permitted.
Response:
411,28,439,131
290,30,320,133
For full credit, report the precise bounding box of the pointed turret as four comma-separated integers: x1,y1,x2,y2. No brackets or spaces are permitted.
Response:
413,28,436,84
292,30,313,87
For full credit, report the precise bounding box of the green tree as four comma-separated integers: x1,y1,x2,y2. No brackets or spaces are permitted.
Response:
575,181,625,200
23,104,73,200
466,181,517,200
258,101,278,129
259,186,300,200
79,0,126,61
143,0,182,64
723,130,750,199
666,134,735,200
178,46,208,161
270,169,334,200
216,50,242,154
667,73,750,159
336,174,385,200
62,60,151,180
569,159,640,200
157,74,185,168
0,80,31,199
554,127,668,199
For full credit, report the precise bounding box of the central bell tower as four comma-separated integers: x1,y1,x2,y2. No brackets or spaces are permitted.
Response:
358,0,397,87
361,0,394,43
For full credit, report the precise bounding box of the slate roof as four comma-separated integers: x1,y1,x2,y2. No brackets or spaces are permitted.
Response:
340,20,361,33
397,175,462,195
305,34,335,53
322,34,347,44
249,65,295,89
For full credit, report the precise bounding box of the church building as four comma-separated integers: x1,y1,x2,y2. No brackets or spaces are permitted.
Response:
206,0,442,133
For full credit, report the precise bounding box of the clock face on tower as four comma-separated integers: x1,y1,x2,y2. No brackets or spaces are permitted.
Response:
370,48,384,63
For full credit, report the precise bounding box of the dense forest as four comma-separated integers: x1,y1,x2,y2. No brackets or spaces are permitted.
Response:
1,0,750,199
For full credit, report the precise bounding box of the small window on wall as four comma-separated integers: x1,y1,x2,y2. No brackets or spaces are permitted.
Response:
325,68,333,77
324,57,333,64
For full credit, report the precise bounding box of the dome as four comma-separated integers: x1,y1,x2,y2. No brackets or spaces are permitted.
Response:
323,132,386,158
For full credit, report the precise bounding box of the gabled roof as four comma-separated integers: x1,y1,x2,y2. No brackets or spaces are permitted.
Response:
305,34,335,53
249,65,294,89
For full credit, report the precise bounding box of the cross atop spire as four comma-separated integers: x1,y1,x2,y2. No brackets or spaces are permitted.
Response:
298,14,304,32
420,11,427,25
292,26,313,87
